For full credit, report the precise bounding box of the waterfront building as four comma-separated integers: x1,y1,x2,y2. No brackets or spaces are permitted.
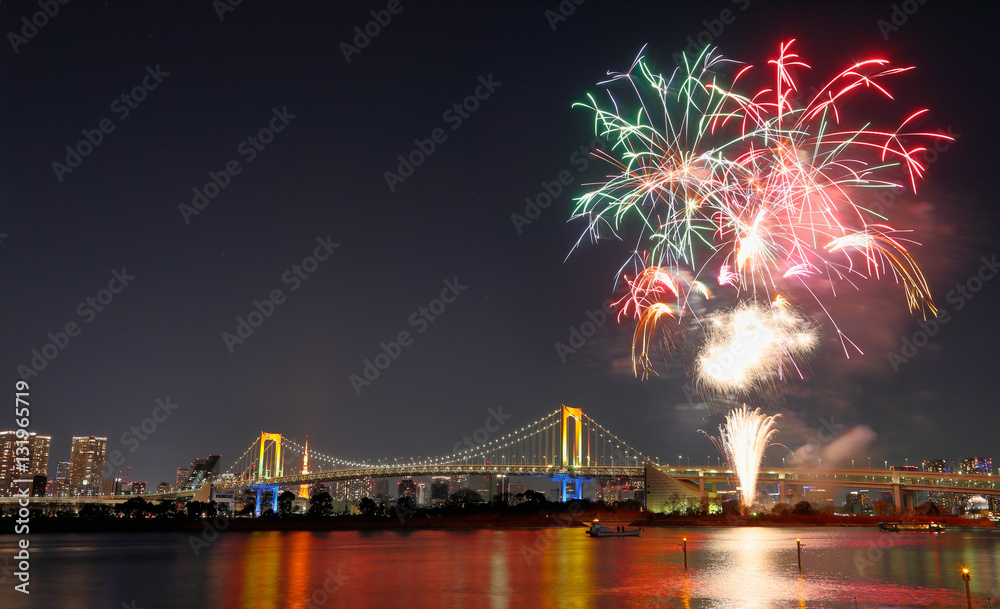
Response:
329,477,372,502
68,436,107,497
959,457,992,475
922,459,954,473
449,474,468,495
31,474,46,497
0,431,51,496
596,476,643,504
398,478,417,498
509,482,528,502
430,476,450,506
468,474,492,501
54,461,71,497
844,490,873,514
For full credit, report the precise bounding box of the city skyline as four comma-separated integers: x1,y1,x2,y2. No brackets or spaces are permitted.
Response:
2,2,999,488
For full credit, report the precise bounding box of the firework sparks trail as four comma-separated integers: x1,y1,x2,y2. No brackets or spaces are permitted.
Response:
570,41,950,380
702,405,781,510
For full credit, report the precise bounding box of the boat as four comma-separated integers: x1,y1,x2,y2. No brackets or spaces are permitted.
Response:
586,520,642,537
878,521,945,532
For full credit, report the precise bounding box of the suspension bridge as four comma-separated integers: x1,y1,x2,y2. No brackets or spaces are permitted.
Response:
3,405,999,513
215,406,653,513
212,405,1000,516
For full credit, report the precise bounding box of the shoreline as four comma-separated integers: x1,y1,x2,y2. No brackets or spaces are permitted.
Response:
3,513,994,534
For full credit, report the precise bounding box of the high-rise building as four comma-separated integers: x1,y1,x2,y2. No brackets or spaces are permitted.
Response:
959,457,992,475
845,491,867,514
468,474,492,501
398,478,417,498
130,481,146,494
176,467,190,489
596,476,644,504
449,475,468,495
329,478,372,502
430,476,450,506
68,436,107,496
31,475,47,497
922,459,954,473
29,434,50,480
0,431,52,497
55,461,71,497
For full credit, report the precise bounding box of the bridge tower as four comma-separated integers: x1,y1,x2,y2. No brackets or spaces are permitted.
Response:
254,432,283,516
561,405,583,469
554,405,586,502
257,432,283,479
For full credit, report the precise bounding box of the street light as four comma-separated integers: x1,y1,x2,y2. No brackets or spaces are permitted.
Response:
962,568,972,609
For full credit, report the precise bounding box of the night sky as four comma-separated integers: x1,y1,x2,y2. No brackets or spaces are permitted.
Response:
3,1,998,486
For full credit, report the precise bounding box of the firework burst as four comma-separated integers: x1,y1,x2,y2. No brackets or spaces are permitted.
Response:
695,298,818,394
702,405,782,511
571,41,950,383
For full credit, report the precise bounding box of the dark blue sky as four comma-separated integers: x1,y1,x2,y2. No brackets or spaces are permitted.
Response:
2,1,998,485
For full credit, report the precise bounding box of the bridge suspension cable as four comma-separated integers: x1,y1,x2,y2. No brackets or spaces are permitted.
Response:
221,405,659,481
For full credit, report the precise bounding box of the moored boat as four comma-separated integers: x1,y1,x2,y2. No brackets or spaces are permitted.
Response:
587,520,642,537
878,521,945,532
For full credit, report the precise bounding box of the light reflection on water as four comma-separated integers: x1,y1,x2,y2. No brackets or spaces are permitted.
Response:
1,526,998,608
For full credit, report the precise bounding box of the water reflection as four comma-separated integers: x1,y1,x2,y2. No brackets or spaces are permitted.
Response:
2,527,998,608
